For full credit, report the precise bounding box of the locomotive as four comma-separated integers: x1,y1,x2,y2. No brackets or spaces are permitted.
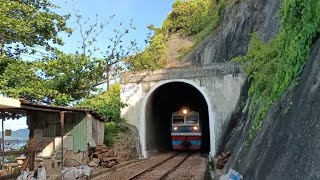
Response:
171,109,201,150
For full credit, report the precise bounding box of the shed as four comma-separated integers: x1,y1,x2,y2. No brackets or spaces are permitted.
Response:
20,101,106,160
0,97,106,170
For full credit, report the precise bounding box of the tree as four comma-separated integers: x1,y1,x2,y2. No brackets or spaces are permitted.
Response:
0,0,138,105
0,52,106,105
36,52,105,104
78,83,126,122
71,5,138,91
71,2,107,57
0,56,67,104
0,0,74,105
0,0,72,56
102,19,138,91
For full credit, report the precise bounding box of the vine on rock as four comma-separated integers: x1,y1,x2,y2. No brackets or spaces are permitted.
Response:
234,0,320,140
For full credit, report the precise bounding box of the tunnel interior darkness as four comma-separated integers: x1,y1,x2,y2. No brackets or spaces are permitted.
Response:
145,82,210,152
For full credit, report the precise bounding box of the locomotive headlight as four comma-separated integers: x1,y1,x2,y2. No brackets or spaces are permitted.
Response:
193,126,198,130
182,109,188,114
173,127,178,131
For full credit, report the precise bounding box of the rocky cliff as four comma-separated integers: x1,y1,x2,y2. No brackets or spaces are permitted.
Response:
221,37,320,179
184,0,320,179
184,0,282,65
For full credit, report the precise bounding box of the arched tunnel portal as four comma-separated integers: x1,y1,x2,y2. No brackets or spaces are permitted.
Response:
141,80,214,157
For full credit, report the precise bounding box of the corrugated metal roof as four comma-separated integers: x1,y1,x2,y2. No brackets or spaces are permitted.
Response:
19,99,107,122
0,96,20,109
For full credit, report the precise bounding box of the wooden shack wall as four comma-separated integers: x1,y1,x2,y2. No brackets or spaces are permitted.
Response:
92,116,105,145
30,111,88,153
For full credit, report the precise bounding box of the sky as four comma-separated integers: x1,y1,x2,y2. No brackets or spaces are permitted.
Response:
3,0,175,132
51,0,175,55
3,117,27,131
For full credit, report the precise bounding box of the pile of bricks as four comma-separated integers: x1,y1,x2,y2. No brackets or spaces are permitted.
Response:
90,145,118,168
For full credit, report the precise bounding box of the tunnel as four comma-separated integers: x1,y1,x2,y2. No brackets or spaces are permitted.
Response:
144,82,211,153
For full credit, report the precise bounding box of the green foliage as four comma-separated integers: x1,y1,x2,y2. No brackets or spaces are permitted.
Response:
79,84,127,146
128,0,228,71
0,0,71,54
127,28,168,71
0,0,137,105
192,0,228,44
79,83,126,123
104,122,116,146
163,0,219,36
104,122,119,146
234,0,320,141
37,52,105,105
0,0,88,105
0,55,64,104
0,52,104,105
103,122,127,146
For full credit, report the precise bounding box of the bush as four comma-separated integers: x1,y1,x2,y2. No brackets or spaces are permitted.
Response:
79,83,126,123
104,122,117,146
127,28,168,71
104,122,128,146
163,0,215,36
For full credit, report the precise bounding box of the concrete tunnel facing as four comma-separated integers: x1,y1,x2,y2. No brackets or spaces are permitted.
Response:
144,82,211,153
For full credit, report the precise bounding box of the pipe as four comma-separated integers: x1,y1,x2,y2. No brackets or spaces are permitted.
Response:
60,111,65,171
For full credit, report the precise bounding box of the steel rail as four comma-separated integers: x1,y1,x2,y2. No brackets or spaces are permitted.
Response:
127,152,181,180
128,152,192,180
159,153,192,180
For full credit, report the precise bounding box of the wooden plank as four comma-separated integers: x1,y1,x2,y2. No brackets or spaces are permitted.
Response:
102,157,118,162
97,150,114,158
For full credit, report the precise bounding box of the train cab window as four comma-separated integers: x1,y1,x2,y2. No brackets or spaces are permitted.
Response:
172,116,184,124
186,115,199,124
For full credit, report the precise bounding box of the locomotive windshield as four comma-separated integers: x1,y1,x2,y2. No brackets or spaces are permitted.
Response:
172,116,184,124
186,115,199,124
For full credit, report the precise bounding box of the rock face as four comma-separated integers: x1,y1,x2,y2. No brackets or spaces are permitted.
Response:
184,0,282,65
221,37,320,180
164,34,193,68
181,0,320,179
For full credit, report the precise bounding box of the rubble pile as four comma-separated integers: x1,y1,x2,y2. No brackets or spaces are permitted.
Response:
216,151,231,169
0,172,4,176
89,145,119,168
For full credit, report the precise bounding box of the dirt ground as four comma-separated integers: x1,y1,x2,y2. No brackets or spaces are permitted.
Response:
111,125,139,162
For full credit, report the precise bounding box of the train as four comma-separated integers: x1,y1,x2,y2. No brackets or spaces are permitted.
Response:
170,109,201,150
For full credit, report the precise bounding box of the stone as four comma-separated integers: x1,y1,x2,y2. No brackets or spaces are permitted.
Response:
88,161,98,167
64,158,81,167
92,158,100,164
117,152,131,161
107,161,117,168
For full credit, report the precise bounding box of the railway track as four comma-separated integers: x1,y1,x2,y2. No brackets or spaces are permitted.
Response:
91,152,207,180
128,152,192,180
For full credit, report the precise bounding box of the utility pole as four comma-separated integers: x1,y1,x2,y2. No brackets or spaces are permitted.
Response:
1,113,5,170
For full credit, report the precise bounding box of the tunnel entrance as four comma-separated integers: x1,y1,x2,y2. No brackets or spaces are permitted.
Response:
144,82,211,153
